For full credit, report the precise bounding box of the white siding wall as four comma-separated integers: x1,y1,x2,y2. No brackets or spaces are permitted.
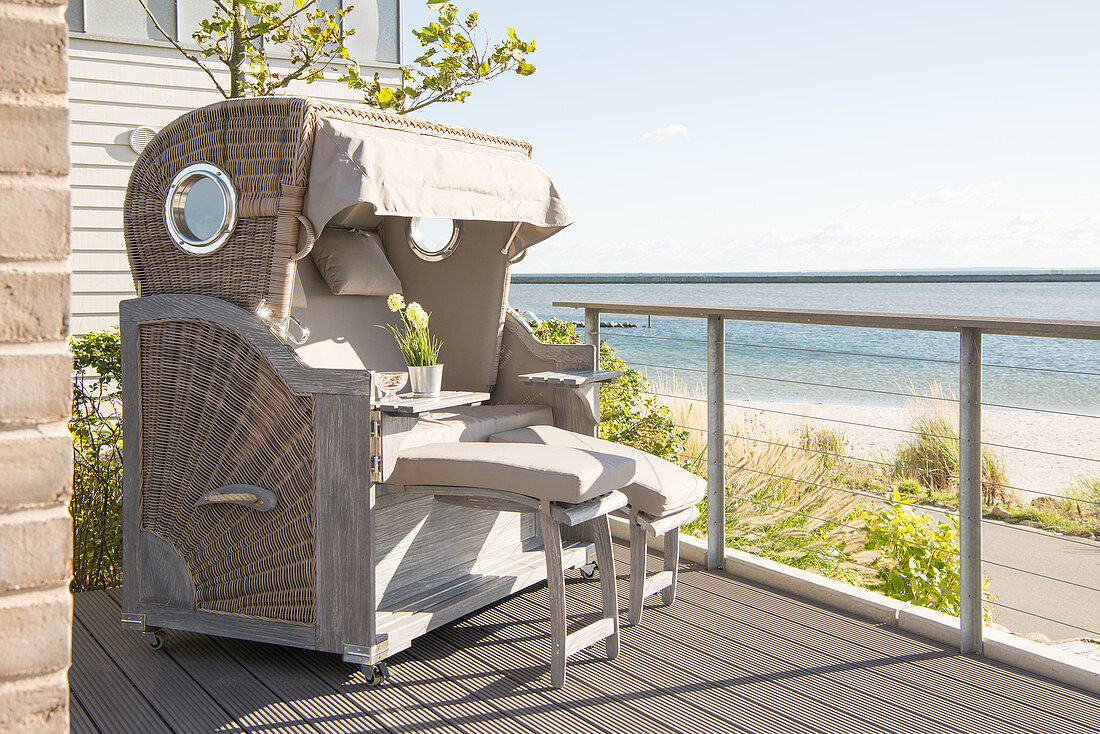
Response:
69,35,401,333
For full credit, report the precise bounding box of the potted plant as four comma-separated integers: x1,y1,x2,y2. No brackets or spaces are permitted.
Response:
383,294,444,396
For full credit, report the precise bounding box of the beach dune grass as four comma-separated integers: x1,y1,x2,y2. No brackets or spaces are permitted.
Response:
893,382,1013,505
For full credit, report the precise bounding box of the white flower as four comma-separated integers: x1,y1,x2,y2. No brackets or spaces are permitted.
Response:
405,302,429,330
387,293,406,312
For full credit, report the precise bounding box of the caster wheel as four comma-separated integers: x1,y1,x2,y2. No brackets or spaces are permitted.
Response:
363,661,390,686
141,629,168,651
579,562,598,579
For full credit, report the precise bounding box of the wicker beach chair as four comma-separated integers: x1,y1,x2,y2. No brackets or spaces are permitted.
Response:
119,97,699,687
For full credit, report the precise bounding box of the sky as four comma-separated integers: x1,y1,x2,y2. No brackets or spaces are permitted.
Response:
402,1,1100,274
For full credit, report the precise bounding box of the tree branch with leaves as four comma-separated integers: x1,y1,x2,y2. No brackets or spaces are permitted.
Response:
349,0,536,114
137,0,356,98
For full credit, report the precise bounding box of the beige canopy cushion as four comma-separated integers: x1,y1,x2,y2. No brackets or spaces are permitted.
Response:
305,116,573,256
310,228,402,296
389,442,635,505
401,405,553,452
490,425,705,518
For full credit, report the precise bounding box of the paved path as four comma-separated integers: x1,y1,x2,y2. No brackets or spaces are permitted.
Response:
921,506,1100,640
980,519,1100,641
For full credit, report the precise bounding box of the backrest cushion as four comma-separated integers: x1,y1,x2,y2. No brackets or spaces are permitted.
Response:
290,256,407,371
381,217,512,392
310,228,402,296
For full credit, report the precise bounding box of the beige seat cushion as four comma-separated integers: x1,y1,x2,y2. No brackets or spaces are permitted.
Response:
400,404,553,451
390,442,635,505
490,425,705,518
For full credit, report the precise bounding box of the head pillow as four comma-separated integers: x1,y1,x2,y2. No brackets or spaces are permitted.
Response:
310,228,403,296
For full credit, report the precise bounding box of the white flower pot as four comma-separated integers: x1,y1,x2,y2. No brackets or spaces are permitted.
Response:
407,364,443,397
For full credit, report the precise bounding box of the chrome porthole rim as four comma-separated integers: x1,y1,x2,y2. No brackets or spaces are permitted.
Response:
407,217,461,262
164,162,237,256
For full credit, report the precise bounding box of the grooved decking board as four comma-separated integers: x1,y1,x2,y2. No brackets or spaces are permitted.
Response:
70,612,172,733
374,653,537,734
611,553,1035,734
404,633,629,734
78,590,245,732
70,693,99,734
467,588,856,734
73,541,1100,734
102,589,320,734
212,637,389,733
642,547,1100,731
283,646,467,734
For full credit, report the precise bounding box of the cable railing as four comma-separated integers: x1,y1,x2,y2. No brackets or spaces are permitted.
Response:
555,299,1100,656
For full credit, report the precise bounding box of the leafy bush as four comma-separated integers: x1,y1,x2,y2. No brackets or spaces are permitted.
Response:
531,317,687,463
862,489,993,619
531,317,577,345
70,329,124,592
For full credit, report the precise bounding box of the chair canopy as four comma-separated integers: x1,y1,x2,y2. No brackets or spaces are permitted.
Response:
124,97,572,393
305,115,572,258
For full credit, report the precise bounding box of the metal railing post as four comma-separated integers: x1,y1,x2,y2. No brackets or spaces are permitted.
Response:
959,328,983,654
707,315,725,570
584,309,600,351
584,309,602,439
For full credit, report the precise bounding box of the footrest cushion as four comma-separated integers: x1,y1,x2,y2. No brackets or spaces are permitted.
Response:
490,425,706,517
390,442,636,505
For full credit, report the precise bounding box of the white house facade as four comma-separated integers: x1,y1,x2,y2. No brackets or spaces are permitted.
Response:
65,0,403,332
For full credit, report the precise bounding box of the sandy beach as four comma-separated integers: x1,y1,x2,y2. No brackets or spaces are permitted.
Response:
668,396,1099,500
739,401,1098,499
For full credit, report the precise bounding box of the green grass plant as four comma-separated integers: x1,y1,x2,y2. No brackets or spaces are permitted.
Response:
893,382,1012,505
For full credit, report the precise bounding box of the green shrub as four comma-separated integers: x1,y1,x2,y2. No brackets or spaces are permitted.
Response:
69,329,124,592
862,489,993,619
532,317,687,463
893,413,1012,505
531,317,578,345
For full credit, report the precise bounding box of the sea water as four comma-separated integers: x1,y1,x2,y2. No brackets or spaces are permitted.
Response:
508,281,1100,413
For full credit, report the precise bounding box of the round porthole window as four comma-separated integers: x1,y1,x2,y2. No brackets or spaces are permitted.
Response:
164,163,237,256
407,217,461,261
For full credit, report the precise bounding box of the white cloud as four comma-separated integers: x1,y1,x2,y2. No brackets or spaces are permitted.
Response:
1008,212,1044,226
633,124,688,144
518,215,1100,274
891,181,1005,207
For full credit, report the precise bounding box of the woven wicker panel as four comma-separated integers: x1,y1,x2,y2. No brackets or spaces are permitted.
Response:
124,97,312,320
138,319,316,625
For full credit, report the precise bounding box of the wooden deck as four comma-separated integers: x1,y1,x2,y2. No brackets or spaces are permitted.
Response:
71,544,1100,733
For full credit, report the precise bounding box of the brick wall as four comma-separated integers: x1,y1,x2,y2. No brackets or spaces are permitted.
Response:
0,0,72,732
